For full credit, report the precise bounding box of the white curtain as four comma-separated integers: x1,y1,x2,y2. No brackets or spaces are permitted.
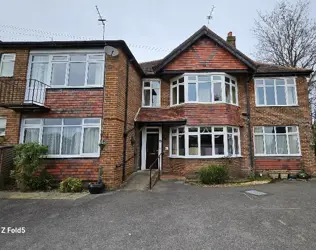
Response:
83,127,99,153
87,63,103,86
24,128,40,143
289,135,299,154
265,135,276,154
227,134,233,155
287,86,296,104
43,127,61,154
31,63,48,83
61,127,81,155
277,135,288,154
255,135,264,154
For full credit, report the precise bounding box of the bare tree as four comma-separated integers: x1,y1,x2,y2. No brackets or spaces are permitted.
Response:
253,0,316,117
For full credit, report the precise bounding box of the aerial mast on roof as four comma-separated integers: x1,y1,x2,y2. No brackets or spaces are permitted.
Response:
206,6,215,27
95,5,107,40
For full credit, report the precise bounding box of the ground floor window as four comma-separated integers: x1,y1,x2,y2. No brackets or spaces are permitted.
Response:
20,118,101,157
254,126,300,156
170,126,240,157
0,118,7,136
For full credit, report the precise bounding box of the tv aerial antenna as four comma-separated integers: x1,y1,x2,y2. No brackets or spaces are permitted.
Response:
207,6,215,27
95,5,107,40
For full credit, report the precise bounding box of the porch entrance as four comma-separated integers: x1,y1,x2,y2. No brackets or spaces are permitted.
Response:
141,127,162,170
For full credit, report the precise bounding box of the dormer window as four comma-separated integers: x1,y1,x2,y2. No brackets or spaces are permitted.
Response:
142,79,161,107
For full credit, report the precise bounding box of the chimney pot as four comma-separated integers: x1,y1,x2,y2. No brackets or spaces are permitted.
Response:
227,31,236,48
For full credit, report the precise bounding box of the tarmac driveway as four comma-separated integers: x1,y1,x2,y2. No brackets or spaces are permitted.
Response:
1,180,316,250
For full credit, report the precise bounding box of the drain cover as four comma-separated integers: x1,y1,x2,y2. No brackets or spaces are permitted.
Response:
245,190,267,196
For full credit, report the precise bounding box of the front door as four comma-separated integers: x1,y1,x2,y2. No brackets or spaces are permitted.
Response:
146,133,159,169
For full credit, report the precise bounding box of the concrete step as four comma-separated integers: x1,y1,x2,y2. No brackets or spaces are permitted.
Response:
122,170,159,191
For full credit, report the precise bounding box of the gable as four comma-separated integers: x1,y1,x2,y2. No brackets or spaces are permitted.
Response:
164,38,248,71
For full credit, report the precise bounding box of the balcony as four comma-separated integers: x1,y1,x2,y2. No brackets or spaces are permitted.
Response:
0,79,50,112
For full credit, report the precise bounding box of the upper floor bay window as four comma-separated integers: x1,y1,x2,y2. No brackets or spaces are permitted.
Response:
170,73,238,106
255,78,297,106
142,80,160,107
170,126,240,158
254,126,300,156
20,118,101,157
29,52,105,87
0,53,16,77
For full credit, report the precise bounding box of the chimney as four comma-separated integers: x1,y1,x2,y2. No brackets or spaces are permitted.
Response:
227,31,236,48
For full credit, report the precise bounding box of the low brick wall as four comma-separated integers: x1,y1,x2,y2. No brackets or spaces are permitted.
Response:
0,146,14,189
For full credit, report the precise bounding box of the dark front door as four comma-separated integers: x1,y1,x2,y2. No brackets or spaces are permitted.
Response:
146,133,159,169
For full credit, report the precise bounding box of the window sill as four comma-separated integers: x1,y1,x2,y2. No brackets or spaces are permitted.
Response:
0,76,14,78
169,155,243,159
44,155,100,159
170,102,239,107
48,86,103,90
141,106,161,108
255,105,299,107
254,154,301,157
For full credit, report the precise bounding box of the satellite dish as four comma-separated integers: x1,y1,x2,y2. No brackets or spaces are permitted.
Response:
104,45,119,57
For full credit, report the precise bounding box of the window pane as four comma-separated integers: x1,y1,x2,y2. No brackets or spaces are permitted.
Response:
172,87,177,105
201,127,212,133
214,135,224,155
227,127,232,133
68,63,85,86
198,75,210,82
188,83,197,101
277,135,288,154
254,127,263,133
256,87,265,105
256,79,264,85
0,61,14,76
214,82,222,101
228,134,233,155
52,56,67,61
64,118,82,125
234,135,239,155
225,83,231,103
0,118,6,136
178,127,185,134
287,86,296,105
179,85,185,104
288,126,297,133
24,128,40,143
43,127,61,154
198,82,211,102
276,79,285,85
189,135,198,155
179,134,185,156
32,55,49,62
152,81,159,89
266,86,276,105
255,135,264,154
171,128,177,134
31,63,48,83
87,63,103,86
265,135,276,154
287,78,295,85
289,135,299,154
178,77,184,83
144,89,150,106
213,75,221,81
172,136,177,155
44,119,62,125
70,55,86,61
84,118,101,124
232,85,236,104
24,119,41,125
61,127,81,155
83,127,99,153
144,81,150,87
51,63,66,86
201,134,212,156
276,86,286,105
152,88,160,107
275,127,286,133
88,55,104,60
264,127,274,133
188,76,196,81
265,79,274,85
2,54,15,60
188,127,198,132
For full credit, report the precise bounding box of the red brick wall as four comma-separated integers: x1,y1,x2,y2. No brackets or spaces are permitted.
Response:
165,38,248,71
255,158,300,171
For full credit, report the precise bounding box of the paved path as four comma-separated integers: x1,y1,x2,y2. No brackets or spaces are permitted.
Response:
1,180,316,249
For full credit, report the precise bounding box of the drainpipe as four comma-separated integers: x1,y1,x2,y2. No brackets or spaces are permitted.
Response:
122,58,132,182
244,72,256,175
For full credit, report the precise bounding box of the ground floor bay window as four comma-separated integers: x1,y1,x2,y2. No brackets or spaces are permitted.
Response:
170,126,240,157
20,118,101,157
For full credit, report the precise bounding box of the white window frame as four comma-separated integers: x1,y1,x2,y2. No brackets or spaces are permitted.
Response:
0,117,7,136
169,126,241,158
170,73,238,106
19,118,101,158
142,79,161,107
27,50,105,88
253,126,301,156
0,53,16,77
254,77,298,106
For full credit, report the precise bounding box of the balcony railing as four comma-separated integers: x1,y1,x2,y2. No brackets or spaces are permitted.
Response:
0,79,50,112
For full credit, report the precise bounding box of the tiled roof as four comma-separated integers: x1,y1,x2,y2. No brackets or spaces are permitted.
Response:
135,108,186,124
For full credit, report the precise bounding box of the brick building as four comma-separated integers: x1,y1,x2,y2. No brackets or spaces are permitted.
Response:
0,26,314,188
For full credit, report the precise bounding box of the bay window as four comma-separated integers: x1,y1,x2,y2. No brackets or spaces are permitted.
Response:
29,52,105,87
255,78,297,106
142,80,161,107
20,118,101,157
170,73,237,105
170,126,240,157
254,126,300,156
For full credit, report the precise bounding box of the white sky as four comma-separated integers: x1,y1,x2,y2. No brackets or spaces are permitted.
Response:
0,0,315,63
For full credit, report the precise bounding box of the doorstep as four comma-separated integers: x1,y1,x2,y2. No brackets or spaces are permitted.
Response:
0,191,89,200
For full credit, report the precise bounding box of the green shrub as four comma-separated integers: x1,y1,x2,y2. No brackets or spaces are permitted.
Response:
198,165,229,184
27,170,53,191
59,177,83,193
10,143,48,191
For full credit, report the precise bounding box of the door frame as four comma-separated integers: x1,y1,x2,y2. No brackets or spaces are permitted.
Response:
141,126,162,170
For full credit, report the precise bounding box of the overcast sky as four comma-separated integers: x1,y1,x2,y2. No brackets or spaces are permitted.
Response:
0,0,315,63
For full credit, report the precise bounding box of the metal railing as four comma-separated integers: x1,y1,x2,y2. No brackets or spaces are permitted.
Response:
149,152,163,190
0,79,49,106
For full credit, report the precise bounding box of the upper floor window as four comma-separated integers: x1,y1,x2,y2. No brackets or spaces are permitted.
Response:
0,53,16,77
254,126,300,156
142,80,160,107
255,78,297,106
0,118,7,136
170,73,237,106
29,52,105,87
